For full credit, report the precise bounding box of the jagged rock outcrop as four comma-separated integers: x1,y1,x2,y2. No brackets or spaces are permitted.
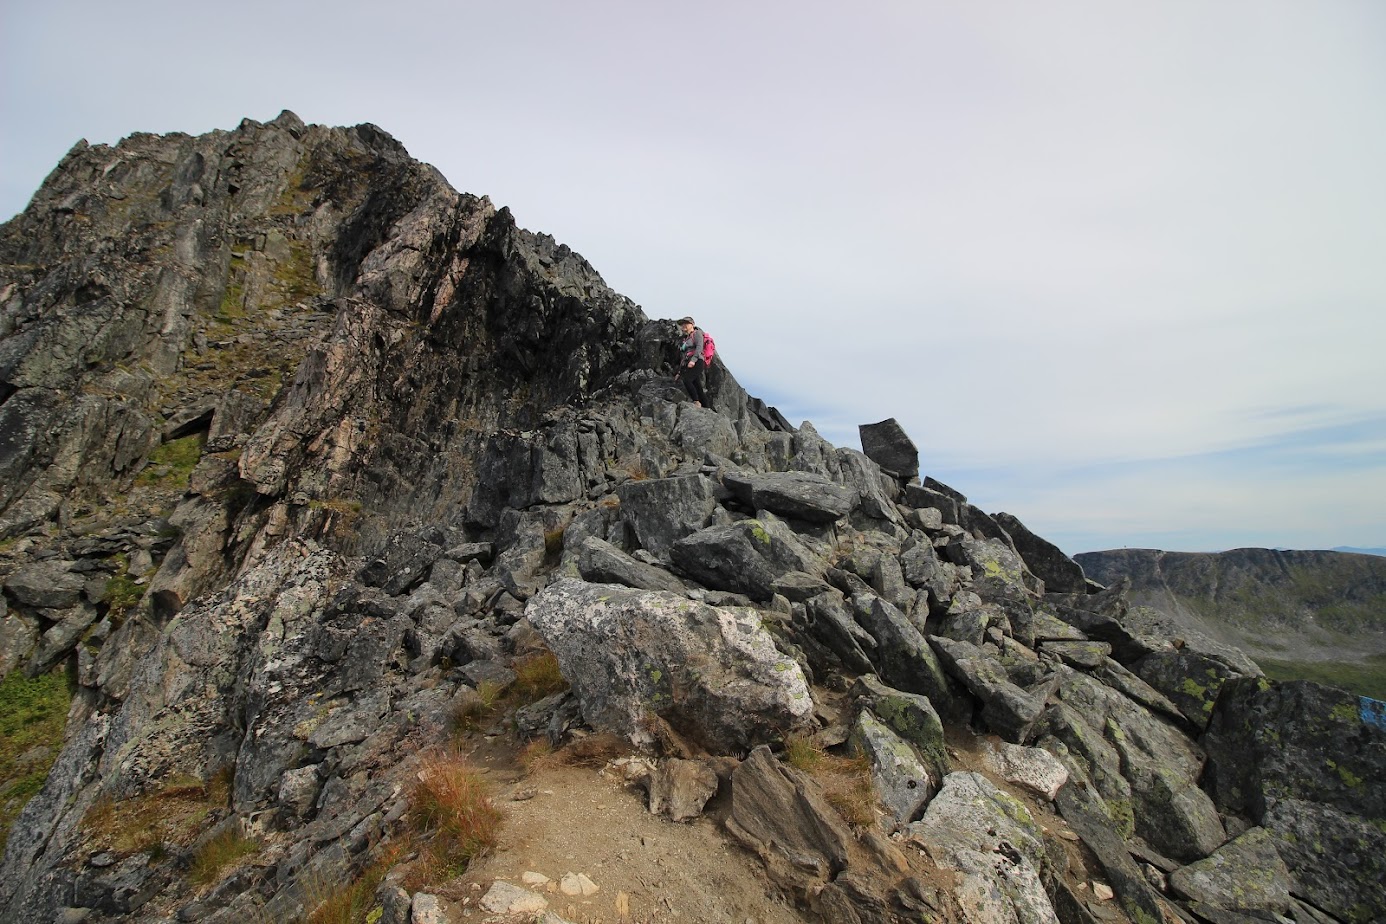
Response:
2,113,1381,924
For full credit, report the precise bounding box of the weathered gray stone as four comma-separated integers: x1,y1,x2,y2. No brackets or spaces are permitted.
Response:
576,535,686,593
850,593,961,721
1056,781,1176,924
722,470,858,524
994,511,1087,594
725,746,852,893
616,474,718,560
850,674,949,782
849,710,934,827
979,739,1069,801
906,772,1056,924
930,636,1045,743
646,758,719,821
1168,826,1293,915
857,418,918,479
526,579,813,752
1262,798,1385,924
670,517,820,602
5,561,87,609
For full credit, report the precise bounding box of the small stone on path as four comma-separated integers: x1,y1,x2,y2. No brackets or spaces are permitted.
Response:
481,880,549,914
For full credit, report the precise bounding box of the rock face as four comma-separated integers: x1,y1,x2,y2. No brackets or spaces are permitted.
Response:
1,113,1380,924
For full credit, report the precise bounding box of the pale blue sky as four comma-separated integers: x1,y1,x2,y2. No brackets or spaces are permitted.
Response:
3,1,1383,554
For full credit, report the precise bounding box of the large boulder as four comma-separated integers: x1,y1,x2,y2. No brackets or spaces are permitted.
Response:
725,746,852,894
994,512,1087,595
1167,827,1294,917
525,579,813,752
906,772,1057,924
848,709,935,827
857,418,919,479
670,517,822,602
721,470,858,524
615,474,719,560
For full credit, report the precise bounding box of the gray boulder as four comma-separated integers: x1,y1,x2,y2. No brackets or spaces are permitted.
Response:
722,470,858,524
525,579,813,752
576,536,686,593
850,593,961,721
850,674,949,783
994,511,1087,594
616,474,718,560
670,518,820,602
1168,826,1293,916
725,746,852,894
906,772,1057,924
849,709,934,827
857,418,918,479
930,636,1045,743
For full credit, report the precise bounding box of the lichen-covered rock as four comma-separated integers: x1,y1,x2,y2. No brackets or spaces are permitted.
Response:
1167,826,1293,915
849,709,934,827
526,579,813,752
906,772,1057,924
851,674,949,783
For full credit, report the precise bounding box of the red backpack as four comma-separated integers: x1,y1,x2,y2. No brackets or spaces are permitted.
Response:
700,329,716,363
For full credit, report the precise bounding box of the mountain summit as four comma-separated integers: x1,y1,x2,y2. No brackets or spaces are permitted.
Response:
1,113,1382,924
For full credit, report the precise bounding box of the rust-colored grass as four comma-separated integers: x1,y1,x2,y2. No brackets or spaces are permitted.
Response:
407,751,503,880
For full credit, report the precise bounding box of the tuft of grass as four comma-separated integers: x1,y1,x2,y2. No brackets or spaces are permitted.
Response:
783,732,826,773
556,732,632,768
512,651,567,703
189,827,261,888
543,527,565,558
781,736,877,828
518,738,556,775
451,680,504,736
406,751,502,882
135,434,205,490
83,769,232,859
303,841,405,924
0,669,74,852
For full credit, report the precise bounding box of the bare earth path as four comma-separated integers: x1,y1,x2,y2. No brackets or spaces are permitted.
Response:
443,736,815,924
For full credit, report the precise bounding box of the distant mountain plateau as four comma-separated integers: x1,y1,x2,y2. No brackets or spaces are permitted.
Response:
1076,547,1386,699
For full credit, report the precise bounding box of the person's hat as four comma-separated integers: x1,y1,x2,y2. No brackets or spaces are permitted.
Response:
676,316,695,325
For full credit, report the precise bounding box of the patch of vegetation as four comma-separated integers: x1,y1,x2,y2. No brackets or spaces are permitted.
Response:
135,434,205,491
0,669,74,852
451,680,504,736
188,827,262,888
1256,656,1386,702
303,843,404,924
83,770,232,859
781,734,878,827
405,750,503,881
513,650,567,702
543,527,565,559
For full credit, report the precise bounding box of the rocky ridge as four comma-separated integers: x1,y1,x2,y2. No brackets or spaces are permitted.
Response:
1,113,1383,924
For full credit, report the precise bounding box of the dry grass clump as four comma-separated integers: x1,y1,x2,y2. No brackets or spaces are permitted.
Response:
406,750,503,881
451,680,504,736
303,841,406,924
512,650,568,702
557,732,632,768
783,734,878,828
83,770,232,858
188,827,261,887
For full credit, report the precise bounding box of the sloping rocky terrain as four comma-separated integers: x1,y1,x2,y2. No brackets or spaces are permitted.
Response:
2,113,1383,924
1077,548,1386,699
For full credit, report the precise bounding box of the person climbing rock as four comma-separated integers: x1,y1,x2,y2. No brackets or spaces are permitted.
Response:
675,316,712,408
